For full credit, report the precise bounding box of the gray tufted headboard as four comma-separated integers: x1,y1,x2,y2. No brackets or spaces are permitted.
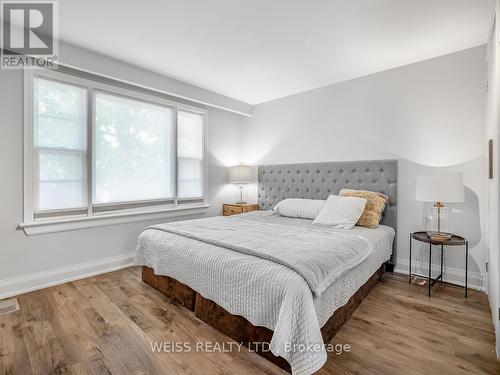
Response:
258,159,398,259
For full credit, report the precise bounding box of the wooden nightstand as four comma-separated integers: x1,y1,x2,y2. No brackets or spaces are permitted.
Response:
223,203,259,216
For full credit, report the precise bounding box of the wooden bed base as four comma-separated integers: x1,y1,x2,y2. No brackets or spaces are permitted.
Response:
142,265,385,372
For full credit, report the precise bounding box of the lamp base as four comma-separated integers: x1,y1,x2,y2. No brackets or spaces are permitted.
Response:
425,203,454,241
427,231,452,241
235,201,247,205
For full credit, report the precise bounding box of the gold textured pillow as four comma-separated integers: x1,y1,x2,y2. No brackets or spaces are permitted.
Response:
339,189,389,228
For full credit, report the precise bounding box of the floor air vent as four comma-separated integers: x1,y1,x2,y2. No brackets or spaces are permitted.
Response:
0,298,20,316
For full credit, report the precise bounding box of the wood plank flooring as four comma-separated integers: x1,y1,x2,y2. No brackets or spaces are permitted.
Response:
0,267,498,374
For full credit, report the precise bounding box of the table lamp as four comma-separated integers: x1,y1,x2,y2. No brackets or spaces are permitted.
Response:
416,173,465,240
229,165,256,204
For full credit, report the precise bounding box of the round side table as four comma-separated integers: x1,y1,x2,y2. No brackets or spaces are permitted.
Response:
409,231,469,297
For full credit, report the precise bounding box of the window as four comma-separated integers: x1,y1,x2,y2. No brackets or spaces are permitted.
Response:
22,69,207,234
34,78,87,211
178,110,204,199
93,92,174,205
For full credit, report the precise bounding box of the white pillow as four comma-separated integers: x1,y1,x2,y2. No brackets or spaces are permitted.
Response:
273,198,326,220
312,195,367,229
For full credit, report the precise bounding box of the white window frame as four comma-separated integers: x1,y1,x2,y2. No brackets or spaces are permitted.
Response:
21,69,209,235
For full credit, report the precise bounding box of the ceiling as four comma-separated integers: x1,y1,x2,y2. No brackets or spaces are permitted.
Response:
55,1,494,104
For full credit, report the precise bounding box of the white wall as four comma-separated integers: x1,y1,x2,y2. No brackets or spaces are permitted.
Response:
486,0,500,356
0,46,247,298
242,46,487,290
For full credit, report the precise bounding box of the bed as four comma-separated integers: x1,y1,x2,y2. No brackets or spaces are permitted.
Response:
135,159,397,375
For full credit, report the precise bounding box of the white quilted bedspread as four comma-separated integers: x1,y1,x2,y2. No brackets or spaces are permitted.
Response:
135,211,394,375
149,215,371,296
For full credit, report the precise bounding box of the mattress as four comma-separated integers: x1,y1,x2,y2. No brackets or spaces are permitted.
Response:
135,210,395,375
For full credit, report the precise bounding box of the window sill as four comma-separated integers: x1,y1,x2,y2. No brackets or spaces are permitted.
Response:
18,204,211,236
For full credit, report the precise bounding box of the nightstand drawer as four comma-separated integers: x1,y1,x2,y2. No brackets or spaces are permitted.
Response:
223,205,243,216
223,204,259,216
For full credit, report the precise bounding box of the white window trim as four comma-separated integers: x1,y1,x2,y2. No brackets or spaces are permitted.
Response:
21,68,209,235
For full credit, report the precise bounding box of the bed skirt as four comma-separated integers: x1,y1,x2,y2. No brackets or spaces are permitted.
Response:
141,265,385,372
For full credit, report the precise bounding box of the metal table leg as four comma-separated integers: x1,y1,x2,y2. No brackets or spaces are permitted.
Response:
440,244,444,284
428,242,432,297
465,241,468,298
409,234,412,283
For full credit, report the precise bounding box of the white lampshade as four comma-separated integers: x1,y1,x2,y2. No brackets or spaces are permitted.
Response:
416,173,465,203
229,165,256,184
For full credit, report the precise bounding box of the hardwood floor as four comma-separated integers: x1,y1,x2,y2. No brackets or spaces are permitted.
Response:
0,267,498,374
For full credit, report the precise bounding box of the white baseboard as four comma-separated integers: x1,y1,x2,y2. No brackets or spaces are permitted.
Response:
0,252,136,300
394,258,485,292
